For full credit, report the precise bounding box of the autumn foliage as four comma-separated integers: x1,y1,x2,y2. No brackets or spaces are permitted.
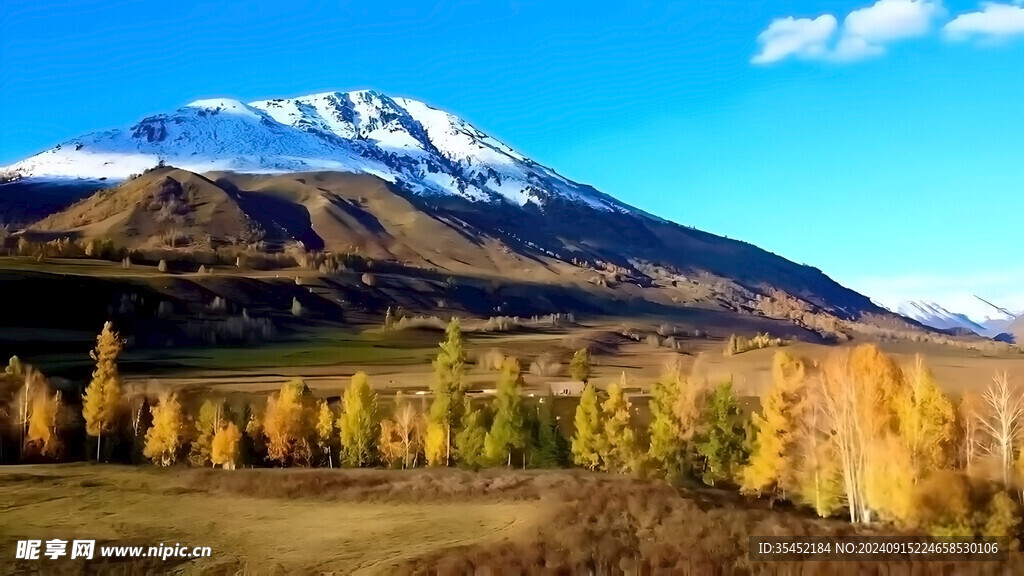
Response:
6,320,1024,548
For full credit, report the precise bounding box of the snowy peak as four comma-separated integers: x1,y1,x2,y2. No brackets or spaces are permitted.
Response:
2,90,629,213
186,98,262,118
895,299,1015,337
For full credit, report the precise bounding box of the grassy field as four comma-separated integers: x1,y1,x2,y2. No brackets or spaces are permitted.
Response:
0,465,544,575
18,316,1024,400
2,465,1019,575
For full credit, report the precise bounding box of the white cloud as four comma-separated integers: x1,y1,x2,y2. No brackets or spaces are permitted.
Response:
843,0,943,43
831,34,886,60
945,2,1024,39
751,15,838,64
753,0,944,63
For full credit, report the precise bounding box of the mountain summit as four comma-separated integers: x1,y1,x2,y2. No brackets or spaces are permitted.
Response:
2,90,627,212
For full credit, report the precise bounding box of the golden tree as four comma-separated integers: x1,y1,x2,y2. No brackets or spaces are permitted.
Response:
26,387,63,458
189,398,225,467
12,361,37,458
670,358,705,453
819,344,903,524
865,435,917,526
741,351,806,498
263,379,314,466
977,371,1024,487
647,360,688,480
786,367,843,518
425,421,447,467
571,382,604,470
315,399,335,468
211,422,242,470
82,321,124,461
601,374,641,474
959,392,983,473
913,470,974,537
380,392,423,469
982,491,1020,544
893,356,955,481
143,392,185,466
338,371,379,467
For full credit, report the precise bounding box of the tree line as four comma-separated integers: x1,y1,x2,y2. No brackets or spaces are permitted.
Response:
3,318,1024,541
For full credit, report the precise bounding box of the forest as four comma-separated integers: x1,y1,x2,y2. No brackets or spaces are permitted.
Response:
4,317,1024,547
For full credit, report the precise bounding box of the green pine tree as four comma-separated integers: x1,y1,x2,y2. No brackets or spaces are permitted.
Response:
426,317,467,466
570,348,592,383
696,381,749,486
484,359,526,466
530,391,569,468
455,401,488,469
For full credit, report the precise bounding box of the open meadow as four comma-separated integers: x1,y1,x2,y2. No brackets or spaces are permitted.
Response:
4,464,1020,575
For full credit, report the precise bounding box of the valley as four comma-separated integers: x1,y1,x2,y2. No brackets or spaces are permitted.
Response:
2,90,1022,575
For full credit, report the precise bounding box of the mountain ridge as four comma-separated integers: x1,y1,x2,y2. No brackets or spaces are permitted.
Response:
895,299,1019,339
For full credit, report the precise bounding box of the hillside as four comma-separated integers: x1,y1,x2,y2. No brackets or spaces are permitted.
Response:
32,169,263,249
19,165,895,331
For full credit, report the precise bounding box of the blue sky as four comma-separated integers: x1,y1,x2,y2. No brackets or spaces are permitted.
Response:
2,0,1024,317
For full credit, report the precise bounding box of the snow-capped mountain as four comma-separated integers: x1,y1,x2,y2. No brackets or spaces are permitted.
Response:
895,300,1015,337
1,90,628,212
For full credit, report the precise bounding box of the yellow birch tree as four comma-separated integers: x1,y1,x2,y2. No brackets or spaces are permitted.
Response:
143,392,185,466
211,422,242,470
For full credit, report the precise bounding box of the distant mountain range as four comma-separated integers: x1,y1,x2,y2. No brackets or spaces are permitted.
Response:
895,299,1018,339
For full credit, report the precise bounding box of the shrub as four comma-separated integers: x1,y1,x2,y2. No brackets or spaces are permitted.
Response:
529,354,562,378
482,316,521,332
393,315,448,331
477,348,506,371
723,332,784,356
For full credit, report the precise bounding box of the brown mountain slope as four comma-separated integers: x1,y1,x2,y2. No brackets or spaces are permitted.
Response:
33,168,264,249
27,167,900,330
213,171,572,281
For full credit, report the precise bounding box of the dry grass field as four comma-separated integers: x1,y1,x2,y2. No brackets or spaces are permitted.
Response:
105,327,1024,402
2,465,1019,575
0,465,545,575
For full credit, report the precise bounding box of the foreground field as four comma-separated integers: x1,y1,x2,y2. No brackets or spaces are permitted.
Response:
1,465,1020,575
0,465,542,575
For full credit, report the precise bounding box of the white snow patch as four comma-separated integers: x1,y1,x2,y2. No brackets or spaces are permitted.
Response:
4,90,637,213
